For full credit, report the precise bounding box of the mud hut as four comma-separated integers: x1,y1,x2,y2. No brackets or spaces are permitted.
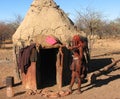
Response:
12,0,86,90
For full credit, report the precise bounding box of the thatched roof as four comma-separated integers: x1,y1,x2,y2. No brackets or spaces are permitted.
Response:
12,0,86,47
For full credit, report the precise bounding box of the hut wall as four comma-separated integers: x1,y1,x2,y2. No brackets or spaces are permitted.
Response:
20,47,72,90
22,62,37,90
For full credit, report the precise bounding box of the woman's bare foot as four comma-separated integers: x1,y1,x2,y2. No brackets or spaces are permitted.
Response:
68,86,72,93
76,89,82,94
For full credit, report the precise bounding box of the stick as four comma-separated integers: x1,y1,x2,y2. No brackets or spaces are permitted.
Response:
89,58,120,83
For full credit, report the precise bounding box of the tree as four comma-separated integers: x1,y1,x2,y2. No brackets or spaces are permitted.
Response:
74,8,105,53
75,7,103,37
0,15,23,48
11,15,23,31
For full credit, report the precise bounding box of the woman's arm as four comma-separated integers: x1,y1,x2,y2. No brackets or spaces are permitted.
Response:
79,46,84,60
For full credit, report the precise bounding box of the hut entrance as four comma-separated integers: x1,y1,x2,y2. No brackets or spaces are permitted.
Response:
37,48,58,88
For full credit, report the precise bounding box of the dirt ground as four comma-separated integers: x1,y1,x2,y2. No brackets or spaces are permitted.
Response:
0,38,120,99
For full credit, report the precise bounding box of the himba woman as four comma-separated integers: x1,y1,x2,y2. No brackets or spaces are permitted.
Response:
68,35,89,94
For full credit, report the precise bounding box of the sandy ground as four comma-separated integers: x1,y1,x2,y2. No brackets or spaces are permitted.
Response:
0,38,120,99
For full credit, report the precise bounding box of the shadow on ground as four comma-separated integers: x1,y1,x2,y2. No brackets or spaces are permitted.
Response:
0,81,22,90
88,58,112,73
14,91,26,97
81,66,120,92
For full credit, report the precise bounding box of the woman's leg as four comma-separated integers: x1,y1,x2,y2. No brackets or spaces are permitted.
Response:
76,72,81,93
69,71,75,92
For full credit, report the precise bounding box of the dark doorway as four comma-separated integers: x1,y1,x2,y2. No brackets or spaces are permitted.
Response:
36,48,58,88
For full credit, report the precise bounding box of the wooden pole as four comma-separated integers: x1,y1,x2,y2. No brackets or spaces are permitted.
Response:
56,46,63,89
13,45,21,81
89,58,120,83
